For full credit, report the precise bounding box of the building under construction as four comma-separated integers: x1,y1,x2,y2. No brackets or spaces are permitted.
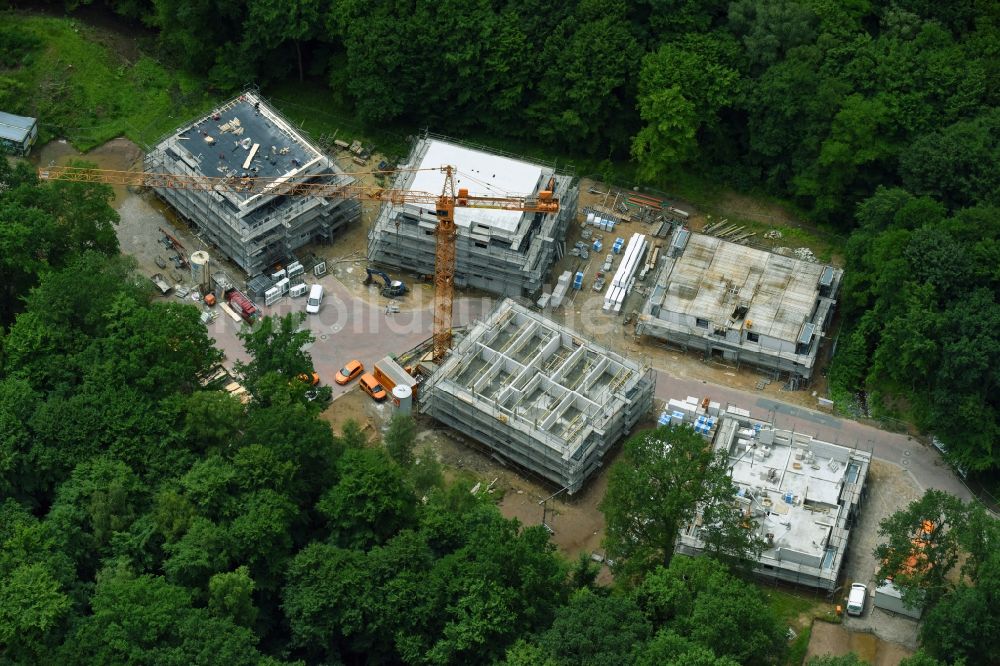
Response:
637,230,842,381
145,91,360,275
675,407,870,590
421,299,655,493
368,135,579,298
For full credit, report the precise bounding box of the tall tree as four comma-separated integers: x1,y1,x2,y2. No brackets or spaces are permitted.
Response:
383,412,417,468
634,557,786,666
536,588,651,666
317,447,416,550
0,160,118,327
235,312,315,402
632,32,740,178
601,425,757,579
874,490,971,608
59,570,278,665
899,109,1000,210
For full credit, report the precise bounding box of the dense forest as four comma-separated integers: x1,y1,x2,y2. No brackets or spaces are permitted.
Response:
0,159,783,663
3,1,1000,659
7,0,994,471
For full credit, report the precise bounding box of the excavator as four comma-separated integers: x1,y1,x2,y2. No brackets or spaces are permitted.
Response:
364,267,407,298
37,164,559,361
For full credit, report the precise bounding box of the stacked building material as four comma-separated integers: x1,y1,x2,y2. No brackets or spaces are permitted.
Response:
603,233,647,313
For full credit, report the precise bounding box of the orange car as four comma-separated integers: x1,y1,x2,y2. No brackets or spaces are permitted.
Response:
359,373,387,401
335,360,364,385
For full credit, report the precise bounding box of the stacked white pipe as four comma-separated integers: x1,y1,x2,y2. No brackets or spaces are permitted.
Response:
603,233,647,313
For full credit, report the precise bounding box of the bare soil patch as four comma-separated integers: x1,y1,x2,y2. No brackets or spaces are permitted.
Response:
805,622,913,666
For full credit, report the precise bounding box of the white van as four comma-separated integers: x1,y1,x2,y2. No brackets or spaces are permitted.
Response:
846,583,867,616
305,284,324,314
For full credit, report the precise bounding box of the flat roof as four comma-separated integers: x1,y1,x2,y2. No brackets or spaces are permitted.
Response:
0,111,35,142
658,233,826,342
407,139,543,234
168,92,323,200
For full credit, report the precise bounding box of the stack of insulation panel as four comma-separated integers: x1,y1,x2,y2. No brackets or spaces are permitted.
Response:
603,233,646,313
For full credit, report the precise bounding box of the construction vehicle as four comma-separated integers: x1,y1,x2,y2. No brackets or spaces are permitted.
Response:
37,164,559,361
373,356,418,397
364,267,407,298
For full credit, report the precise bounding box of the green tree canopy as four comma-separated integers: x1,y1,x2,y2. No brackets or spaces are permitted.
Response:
601,425,761,580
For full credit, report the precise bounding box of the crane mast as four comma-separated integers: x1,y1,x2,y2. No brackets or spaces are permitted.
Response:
433,167,458,361
38,164,559,361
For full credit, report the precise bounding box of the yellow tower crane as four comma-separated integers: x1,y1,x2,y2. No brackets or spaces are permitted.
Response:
37,164,560,361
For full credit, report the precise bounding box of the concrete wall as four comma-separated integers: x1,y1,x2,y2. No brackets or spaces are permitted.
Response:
421,300,653,493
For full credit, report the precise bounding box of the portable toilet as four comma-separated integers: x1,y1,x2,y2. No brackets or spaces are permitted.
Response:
573,271,584,290
593,238,603,252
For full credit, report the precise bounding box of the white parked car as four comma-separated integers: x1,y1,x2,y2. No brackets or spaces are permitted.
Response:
846,583,867,616
932,437,969,479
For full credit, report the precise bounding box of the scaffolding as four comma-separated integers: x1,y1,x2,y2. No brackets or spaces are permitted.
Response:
637,230,843,380
144,90,361,276
421,299,655,494
367,133,579,298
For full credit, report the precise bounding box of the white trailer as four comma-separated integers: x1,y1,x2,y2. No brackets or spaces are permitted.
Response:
873,581,923,619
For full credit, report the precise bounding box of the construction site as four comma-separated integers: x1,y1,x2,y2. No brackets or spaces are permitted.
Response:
670,401,871,590
367,135,579,298
420,299,655,494
29,99,948,661
144,91,361,276
33,115,882,582
636,229,842,382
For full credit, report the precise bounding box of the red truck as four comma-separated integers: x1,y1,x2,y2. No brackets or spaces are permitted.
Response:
226,289,258,322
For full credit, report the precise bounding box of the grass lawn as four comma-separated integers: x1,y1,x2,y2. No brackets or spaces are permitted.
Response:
2,13,216,152
264,80,412,159
761,586,840,666
764,586,828,627
710,216,847,264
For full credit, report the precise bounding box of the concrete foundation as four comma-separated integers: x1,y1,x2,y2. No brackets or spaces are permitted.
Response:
676,410,871,590
637,231,842,380
421,299,654,493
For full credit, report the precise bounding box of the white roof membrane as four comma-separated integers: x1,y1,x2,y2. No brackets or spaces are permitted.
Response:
408,140,543,234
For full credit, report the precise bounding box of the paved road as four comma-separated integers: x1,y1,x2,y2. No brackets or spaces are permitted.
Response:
207,273,487,400
205,275,969,500
652,372,971,501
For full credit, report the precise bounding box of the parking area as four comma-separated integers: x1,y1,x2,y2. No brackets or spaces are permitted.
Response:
839,459,923,648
